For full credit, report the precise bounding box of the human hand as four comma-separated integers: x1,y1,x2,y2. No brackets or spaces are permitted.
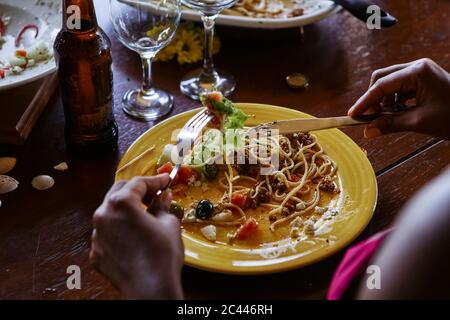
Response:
90,174,184,299
348,58,450,139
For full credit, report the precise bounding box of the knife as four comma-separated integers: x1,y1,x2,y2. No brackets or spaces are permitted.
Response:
332,0,397,28
251,113,386,135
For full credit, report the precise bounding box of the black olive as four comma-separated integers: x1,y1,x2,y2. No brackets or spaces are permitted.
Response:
169,201,184,219
196,200,214,220
203,164,219,180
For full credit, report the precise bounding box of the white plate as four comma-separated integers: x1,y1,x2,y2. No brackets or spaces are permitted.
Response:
0,0,61,91
182,0,339,29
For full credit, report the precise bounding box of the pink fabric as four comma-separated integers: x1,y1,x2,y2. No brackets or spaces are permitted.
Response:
327,228,393,300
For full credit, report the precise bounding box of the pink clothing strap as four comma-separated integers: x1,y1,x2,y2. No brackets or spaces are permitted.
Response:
327,228,394,300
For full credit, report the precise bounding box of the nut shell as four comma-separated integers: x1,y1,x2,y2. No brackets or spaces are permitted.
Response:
286,73,309,89
54,162,68,171
32,175,55,191
0,175,19,194
0,157,17,174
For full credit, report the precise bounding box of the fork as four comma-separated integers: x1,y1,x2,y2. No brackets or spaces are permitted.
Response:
151,109,213,205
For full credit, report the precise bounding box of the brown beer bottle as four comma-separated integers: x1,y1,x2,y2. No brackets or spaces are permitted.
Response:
54,0,118,154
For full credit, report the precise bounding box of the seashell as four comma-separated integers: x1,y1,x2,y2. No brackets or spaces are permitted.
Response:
0,157,17,174
53,162,69,171
32,175,55,191
0,175,19,194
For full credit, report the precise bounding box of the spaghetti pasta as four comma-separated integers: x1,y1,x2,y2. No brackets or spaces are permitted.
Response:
223,0,303,19
183,130,338,240
157,92,339,244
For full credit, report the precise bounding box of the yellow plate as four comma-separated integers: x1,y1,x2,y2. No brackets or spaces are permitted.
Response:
116,104,377,275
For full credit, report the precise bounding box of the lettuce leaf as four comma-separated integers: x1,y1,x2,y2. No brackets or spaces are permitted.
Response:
210,99,234,115
209,97,249,129
224,108,249,129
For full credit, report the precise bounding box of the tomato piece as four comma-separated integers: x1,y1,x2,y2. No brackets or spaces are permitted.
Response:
204,91,223,110
156,162,198,186
15,50,27,57
206,91,223,102
15,24,39,47
157,161,173,174
0,69,5,79
290,174,300,182
177,166,197,185
235,218,259,240
156,161,179,185
231,192,248,209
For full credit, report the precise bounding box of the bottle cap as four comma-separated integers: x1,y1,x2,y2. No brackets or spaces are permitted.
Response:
286,73,309,89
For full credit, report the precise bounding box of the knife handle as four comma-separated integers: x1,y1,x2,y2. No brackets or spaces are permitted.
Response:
332,112,389,128
333,0,397,28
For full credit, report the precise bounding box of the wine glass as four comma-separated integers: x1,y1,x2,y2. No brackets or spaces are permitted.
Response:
180,0,237,100
110,0,181,120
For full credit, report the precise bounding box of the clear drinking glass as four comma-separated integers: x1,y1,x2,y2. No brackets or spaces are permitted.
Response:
180,0,237,100
110,0,181,120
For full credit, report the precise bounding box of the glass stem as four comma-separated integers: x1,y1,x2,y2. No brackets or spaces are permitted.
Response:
141,55,155,96
200,13,218,84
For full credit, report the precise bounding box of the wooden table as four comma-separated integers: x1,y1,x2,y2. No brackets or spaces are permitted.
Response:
1,0,449,299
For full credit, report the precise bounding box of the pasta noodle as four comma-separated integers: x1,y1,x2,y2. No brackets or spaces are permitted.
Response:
220,0,327,19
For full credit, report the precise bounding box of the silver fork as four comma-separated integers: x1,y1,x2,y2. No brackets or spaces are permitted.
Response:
151,109,213,204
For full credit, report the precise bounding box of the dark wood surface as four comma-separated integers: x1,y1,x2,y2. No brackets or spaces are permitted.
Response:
1,0,449,299
0,75,58,145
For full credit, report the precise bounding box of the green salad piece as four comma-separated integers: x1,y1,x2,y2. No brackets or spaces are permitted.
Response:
224,108,249,130
202,92,250,129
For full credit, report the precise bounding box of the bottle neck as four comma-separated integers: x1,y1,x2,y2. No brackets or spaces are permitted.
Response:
62,0,98,32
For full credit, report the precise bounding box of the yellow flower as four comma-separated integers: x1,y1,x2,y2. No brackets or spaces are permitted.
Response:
153,22,222,64
176,28,203,64
155,38,181,62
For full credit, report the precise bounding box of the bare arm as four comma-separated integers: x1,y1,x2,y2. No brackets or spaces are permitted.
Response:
90,174,184,299
348,58,450,139
352,58,450,299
